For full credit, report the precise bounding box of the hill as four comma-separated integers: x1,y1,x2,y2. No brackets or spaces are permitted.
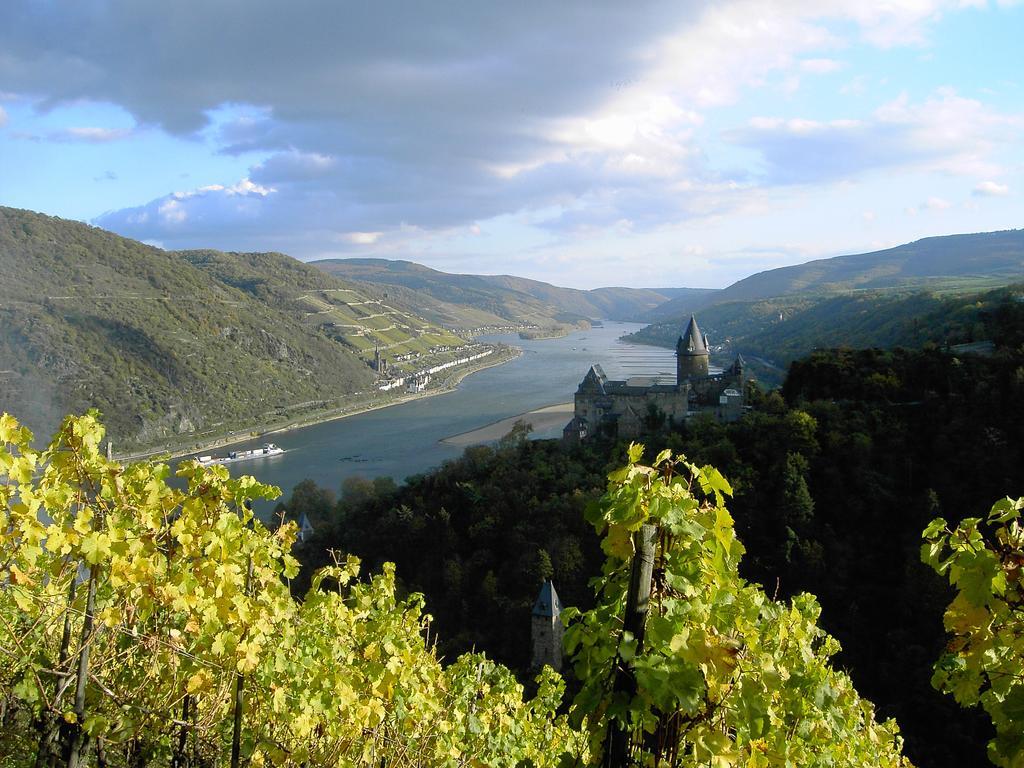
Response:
474,273,706,321
312,258,693,328
629,283,1024,386
631,229,1024,377
0,207,471,451
314,258,567,330
719,229,1024,303
644,229,1024,322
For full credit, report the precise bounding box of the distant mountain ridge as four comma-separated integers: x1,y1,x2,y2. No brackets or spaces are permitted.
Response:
627,228,1024,385
0,207,468,450
717,229,1024,302
312,258,706,326
645,229,1024,322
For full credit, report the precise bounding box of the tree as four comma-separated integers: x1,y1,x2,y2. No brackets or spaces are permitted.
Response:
275,478,335,523
923,496,1024,767
565,444,911,767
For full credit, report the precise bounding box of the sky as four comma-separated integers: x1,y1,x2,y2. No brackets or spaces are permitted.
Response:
0,1,1021,290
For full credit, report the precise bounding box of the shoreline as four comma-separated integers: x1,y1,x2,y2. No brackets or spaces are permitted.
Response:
441,401,574,447
118,346,523,463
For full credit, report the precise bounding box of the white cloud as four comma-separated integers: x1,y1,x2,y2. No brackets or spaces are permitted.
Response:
342,232,382,245
925,196,952,210
726,89,1024,184
801,58,843,73
158,199,187,224
185,178,274,198
0,105,7,127
52,126,132,143
2,0,1011,269
973,180,1010,196
98,177,277,242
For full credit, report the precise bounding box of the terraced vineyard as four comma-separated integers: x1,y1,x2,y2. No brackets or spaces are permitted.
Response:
0,207,484,452
293,286,466,367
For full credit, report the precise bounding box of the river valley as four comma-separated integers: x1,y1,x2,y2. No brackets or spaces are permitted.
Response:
183,322,679,507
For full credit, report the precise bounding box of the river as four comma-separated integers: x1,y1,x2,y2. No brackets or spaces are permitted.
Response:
186,321,678,506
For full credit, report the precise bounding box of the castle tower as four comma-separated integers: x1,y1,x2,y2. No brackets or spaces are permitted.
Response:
531,580,563,671
676,314,710,383
729,353,745,377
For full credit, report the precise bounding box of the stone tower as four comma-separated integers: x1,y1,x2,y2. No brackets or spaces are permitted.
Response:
531,580,563,671
676,314,710,382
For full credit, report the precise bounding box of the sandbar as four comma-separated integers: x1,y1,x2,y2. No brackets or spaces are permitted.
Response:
441,402,574,447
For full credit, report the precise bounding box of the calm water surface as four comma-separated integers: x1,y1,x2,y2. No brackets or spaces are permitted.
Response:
185,322,678,504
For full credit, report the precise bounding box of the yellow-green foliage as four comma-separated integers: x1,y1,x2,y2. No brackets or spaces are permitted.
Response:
0,412,578,767
923,497,1024,767
1,413,922,767
566,445,913,767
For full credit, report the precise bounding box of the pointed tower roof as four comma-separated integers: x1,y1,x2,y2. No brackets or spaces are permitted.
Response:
578,364,608,394
676,315,709,356
532,580,563,618
297,512,315,543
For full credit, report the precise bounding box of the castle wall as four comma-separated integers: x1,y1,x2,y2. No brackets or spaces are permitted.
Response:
571,372,745,439
690,372,739,405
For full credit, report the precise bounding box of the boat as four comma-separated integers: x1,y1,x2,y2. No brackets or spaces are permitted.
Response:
196,443,285,466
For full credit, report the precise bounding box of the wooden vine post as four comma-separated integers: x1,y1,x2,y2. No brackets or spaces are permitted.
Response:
230,554,254,768
604,522,658,768
65,565,98,768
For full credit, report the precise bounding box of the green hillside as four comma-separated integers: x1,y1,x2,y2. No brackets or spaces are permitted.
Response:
720,229,1024,302
474,273,694,321
645,229,1024,322
630,283,1024,385
314,258,578,330
312,258,692,327
0,207,469,450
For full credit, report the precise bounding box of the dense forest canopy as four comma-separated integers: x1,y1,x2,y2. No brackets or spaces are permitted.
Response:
288,294,1024,767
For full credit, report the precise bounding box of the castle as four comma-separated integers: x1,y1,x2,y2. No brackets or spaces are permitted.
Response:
563,315,745,441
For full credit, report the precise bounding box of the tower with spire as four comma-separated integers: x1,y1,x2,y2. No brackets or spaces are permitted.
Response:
530,580,563,671
676,314,710,382
564,312,746,442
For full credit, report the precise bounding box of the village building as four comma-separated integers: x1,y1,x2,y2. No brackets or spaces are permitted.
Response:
564,315,745,441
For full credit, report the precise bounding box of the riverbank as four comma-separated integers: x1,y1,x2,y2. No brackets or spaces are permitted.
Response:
441,402,573,446
118,346,523,463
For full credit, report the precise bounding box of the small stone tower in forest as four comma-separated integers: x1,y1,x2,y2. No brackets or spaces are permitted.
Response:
676,314,710,381
531,580,563,671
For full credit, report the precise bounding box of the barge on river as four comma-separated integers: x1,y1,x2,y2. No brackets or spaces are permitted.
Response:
196,443,285,466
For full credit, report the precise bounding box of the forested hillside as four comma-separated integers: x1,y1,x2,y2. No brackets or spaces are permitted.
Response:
287,303,1024,767
630,283,1024,380
644,229,1024,323
0,207,467,450
716,229,1024,303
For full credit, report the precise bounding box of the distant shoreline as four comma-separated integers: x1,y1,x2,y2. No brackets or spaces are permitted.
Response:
118,347,523,463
